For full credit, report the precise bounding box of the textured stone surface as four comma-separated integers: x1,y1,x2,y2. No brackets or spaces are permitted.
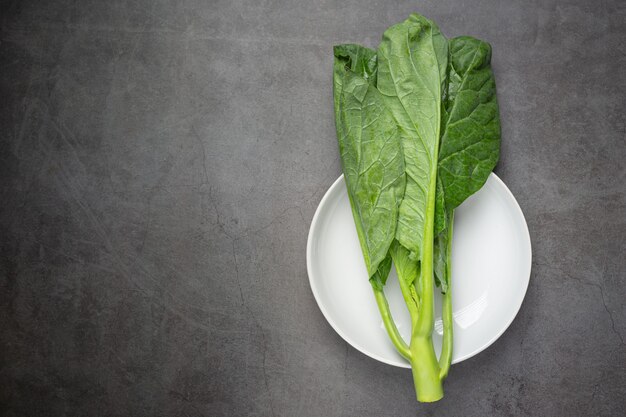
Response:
1,0,624,416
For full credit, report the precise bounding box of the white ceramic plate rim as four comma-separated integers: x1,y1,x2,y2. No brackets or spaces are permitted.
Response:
306,173,532,368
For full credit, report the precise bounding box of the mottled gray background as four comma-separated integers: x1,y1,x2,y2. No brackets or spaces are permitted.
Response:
1,0,624,416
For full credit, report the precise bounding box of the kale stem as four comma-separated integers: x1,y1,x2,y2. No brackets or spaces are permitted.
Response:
407,140,443,401
373,288,411,359
439,211,454,379
406,108,444,401
415,201,437,335
410,335,444,402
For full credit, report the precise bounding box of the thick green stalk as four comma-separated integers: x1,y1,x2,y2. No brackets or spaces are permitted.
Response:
438,212,454,380
408,121,443,402
409,335,443,402
373,289,411,359
415,169,439,336
394,257,443,402
412,68,446,395
386,241,443,401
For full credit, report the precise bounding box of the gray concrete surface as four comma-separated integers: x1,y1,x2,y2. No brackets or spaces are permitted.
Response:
1,0,625,416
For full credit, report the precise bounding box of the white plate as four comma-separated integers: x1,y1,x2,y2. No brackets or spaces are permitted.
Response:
307,173,531,367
